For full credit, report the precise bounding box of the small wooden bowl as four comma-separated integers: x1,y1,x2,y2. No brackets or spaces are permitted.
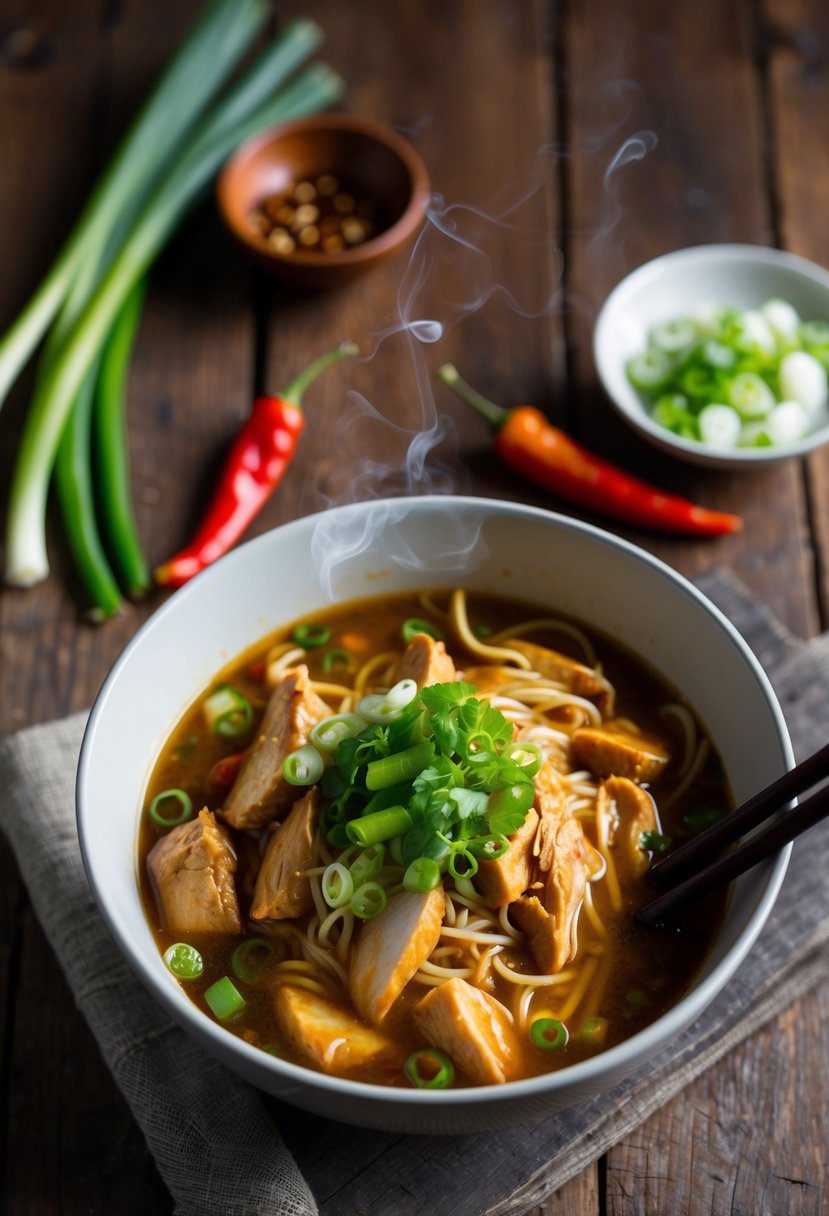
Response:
217,114,430,289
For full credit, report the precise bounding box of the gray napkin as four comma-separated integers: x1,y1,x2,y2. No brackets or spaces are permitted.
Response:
0,571,826,1216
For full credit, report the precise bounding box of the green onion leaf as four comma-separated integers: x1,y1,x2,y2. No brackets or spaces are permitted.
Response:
639,830,671,854
581,1016,609,1048
310,713,366,755
404,1048,455,1089
204,975,246,1021
365,740,436,790
149,788,193,829
163,942,203,980
349,844,385,884
683,806,723,832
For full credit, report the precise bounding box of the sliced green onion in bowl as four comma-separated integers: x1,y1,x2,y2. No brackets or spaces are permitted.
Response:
581,1015,609,1048
530,1017,569,1051
310,712,366,755
504,740,542,777
149,788,193,828
322,861,354,908
322,648,354,673
404,1047,455,1089
650,317,697,354
203,684,254,739
346,806,413,847
205,975,246,1021
447,845,478,880
401,618,442,643
626,348,674,392
231,937,277,984
292,622,331,648
357,678,418,724
163,941,203,980
403,855,442,893
727,372,775,419
349,843,385,884
467,833,510,861
351,881,387,919
282,744,324,786
698,404,741,449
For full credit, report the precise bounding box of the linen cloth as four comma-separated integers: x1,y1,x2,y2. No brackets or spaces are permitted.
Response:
0,571,826,1215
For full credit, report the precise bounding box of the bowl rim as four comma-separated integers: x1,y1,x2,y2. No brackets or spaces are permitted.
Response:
216,112,431,269
593,242,829,466
77,495,794,1111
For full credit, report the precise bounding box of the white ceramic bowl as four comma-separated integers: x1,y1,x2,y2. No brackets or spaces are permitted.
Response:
593,243,829,470
77,496,793,1133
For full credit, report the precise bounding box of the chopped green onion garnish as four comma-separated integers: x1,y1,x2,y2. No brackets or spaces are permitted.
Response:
283,744,325,786
467,833,510,861
404,1048,455,1089
231,938,276,984
504,741,542,777
322,862,354,908
203,685,254,739
322,648,354,673
346,806,413,847
581,1016,609,1048
403,856,442,893
149,788,193,828
351,881,387,919
683,806,723,832
310,713,366,755
530,1017,569,1051
357,678,419,724
626,987,650,1008
292,622,331,648
365,740,436,791
401,618,442,643
163,942,203,980
639,830,671,854
447,846,478,880
172,735,199,760
349,844,385,884
204,976,246,1021
472,623,493,638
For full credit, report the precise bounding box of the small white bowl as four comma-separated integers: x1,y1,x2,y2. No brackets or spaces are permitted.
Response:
593,244,829,470
77,497,792,1133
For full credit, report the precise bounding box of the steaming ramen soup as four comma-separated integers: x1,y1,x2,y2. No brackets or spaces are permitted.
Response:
140,589,730,1089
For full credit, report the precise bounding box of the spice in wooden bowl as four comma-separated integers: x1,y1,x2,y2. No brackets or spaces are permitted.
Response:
248,172,380,255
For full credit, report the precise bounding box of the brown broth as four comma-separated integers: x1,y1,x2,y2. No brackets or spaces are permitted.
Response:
139,590,730,1087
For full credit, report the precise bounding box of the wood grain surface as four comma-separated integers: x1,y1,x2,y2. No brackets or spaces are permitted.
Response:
0,1,827,1212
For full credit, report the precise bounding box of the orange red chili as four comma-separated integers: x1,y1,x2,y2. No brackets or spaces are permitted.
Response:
154,342,357,588
437,364,743,537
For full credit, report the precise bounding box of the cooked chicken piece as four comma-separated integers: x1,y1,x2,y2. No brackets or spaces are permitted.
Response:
222,666,330,830
273,985,402,1078
519,812,603,972
504,638,615,716
534,760,569,812
394,633,457,689
350,888,445,1024
250,788,320,921
509,895,559,974
597,776,659,878
475,807,539,907
147,808,241,935
412,976,518,1085
570,721,669,784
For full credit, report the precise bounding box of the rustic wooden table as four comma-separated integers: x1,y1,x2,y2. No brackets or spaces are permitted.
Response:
1,1,827,1212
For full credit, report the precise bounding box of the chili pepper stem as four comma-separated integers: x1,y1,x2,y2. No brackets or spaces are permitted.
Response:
436,363,507,428
281,340,359,407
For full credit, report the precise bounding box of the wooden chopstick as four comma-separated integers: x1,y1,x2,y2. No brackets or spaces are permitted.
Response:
637,741,829,927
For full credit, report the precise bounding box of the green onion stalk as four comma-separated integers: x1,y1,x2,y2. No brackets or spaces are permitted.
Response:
4,31,343,590
0,0,269,412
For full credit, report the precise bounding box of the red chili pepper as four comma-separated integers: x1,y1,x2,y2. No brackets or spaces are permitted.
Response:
209,752,244,790
154,342,358,587
438,365,743,537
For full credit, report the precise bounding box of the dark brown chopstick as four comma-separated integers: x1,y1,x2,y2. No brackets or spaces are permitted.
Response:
637,741,829,927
